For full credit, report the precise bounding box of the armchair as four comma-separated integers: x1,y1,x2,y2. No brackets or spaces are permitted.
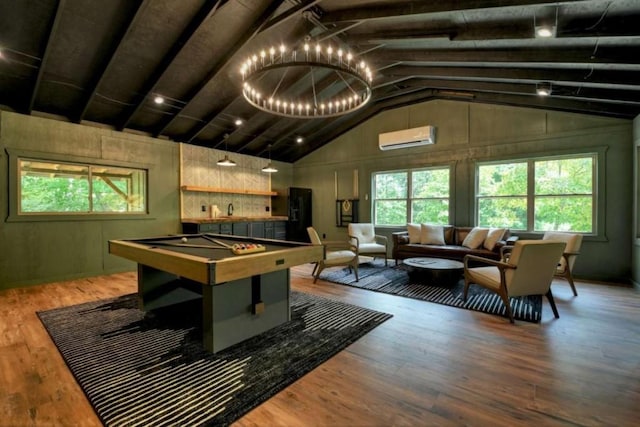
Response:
348,223,388,266
463,240,566,323
542,231,583,296
307,227,359,283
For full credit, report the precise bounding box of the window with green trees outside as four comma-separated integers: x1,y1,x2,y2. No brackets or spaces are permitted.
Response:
476,154,595,232
373,167,450,226
19,158,147,214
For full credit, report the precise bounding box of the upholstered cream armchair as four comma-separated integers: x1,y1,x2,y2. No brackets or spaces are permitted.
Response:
307,227,359,283
542,231,583,296
463,240,566,323
348,223,388,266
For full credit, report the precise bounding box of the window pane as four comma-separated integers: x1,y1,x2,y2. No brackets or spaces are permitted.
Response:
478,163,527,196
535,157,593,195
19,158,146,215
92,166,146,212
20,160,90,212
375,172,407,199
375,200,407,225
478,197,527,229
412,169,449,197
411,199,449,224
534,196,592,232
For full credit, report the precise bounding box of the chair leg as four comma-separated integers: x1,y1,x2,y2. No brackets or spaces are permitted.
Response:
353,261,359,281
565,270,578,296
463,278,470,301
311,262,318,277
497,289,514,323
546,289,560,318
313,265,325,284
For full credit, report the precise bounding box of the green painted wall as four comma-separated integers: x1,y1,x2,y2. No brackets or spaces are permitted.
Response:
633,114,640,288
294,100,633,283
0,112,181,289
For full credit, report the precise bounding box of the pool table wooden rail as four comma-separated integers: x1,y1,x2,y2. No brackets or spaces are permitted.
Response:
108,236,323,285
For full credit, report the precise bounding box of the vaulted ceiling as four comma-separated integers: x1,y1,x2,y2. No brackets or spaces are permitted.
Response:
1,0,639,163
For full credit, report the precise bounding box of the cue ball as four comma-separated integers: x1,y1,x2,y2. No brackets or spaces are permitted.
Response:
181,237,188,243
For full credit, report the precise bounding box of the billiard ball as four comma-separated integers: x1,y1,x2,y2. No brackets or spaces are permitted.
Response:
181,237,188,243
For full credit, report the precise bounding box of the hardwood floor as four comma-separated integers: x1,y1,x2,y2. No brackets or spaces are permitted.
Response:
1,265,639,426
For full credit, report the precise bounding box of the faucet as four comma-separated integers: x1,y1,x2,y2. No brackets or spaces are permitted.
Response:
227,203,234,216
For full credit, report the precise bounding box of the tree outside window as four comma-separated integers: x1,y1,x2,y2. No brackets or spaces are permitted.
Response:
477,155,595,232
19,159,147,214
373,167,450,226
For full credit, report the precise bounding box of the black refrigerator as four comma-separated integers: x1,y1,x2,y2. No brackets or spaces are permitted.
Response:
286,187,312,242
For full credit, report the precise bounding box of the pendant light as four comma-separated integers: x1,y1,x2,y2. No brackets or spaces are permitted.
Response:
262,144,278,173
217,134,236,167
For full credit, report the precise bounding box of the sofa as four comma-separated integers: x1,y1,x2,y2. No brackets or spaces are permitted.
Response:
392,224,517,264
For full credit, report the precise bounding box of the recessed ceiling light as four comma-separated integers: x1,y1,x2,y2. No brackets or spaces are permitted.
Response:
153,95,164,104
536,82,552,96
535,25,556,38
234,118,243,126
296,136,303,143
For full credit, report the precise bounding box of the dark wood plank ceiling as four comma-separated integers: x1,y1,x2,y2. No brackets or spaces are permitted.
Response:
1,0,639,163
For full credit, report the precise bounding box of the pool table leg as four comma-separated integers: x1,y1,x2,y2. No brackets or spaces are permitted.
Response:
201,269,291,353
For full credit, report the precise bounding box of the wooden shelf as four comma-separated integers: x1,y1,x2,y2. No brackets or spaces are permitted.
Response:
181,185,277,196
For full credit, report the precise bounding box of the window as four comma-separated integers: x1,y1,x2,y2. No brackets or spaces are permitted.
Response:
373,167,450,226
18,158,147,214
476,154,595,232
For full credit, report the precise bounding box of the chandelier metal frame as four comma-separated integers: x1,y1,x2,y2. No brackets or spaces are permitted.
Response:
240,42,373,119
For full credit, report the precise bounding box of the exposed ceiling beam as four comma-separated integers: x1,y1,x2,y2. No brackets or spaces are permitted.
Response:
381,65,640,87
117,0,229,131
27,0,66,114
75,0,149,123
367,46,640,65
320,0,572,23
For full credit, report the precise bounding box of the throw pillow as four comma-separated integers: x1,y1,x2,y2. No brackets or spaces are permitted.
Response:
483,227,506,251
407,223,421,243
420,224,445,245
462,227,489,249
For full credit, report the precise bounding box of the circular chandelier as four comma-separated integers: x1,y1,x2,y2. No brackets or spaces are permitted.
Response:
239,41,373,119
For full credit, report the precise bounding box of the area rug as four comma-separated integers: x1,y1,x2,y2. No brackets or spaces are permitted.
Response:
320,259,542,323
37,291,392,426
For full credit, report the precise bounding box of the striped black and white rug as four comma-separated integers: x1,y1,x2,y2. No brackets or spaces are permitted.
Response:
37,291,391,426
320,259,543,323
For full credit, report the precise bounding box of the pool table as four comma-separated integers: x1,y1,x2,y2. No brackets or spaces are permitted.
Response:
108,233,323,353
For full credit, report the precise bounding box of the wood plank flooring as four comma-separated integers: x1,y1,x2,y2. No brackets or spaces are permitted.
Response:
1,264,639,426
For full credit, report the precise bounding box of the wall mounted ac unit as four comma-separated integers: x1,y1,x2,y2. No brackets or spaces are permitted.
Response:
378,125,436,150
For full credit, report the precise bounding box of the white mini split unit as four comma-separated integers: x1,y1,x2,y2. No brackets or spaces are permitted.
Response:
378,125,436,150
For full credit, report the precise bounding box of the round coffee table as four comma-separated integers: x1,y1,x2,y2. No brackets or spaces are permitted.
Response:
403,257,464,286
